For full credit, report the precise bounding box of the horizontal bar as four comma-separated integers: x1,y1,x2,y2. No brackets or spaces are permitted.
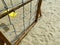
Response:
0,0,32,19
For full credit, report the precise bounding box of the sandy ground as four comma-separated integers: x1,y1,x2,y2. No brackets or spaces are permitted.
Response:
0,0,60,45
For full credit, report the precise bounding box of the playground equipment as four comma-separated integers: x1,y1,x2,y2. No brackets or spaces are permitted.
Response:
0,0,42,45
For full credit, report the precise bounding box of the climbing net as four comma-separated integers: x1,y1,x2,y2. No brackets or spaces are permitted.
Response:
0,0,41,45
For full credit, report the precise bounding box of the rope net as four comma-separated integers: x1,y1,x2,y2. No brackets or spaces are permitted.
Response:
0,0,38,44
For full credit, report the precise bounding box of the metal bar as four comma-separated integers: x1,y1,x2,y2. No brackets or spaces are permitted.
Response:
35,0,42,22
0,0,32,19
0,31,11,45
0,38,4,45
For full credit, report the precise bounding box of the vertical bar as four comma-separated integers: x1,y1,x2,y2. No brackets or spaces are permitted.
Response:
0,38,4,45
35,0,42,22
39,0,42,17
